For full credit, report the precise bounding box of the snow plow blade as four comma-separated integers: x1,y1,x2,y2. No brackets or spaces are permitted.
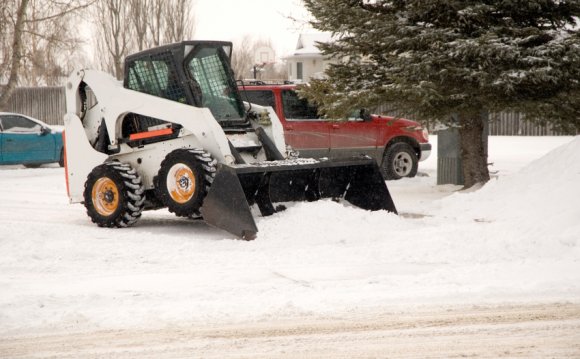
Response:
200,158,397,240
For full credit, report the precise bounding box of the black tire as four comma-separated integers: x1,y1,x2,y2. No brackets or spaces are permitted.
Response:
155,148,216,217
58,148,65,167
83,162,145,227
24,163,42,168
381,142,418,180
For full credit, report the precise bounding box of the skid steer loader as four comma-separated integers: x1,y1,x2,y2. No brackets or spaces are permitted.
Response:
63,41,397,239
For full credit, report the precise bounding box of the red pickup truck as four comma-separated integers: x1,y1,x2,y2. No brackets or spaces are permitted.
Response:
239,84,431,180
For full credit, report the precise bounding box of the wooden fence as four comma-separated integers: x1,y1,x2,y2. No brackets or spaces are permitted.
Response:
487,112,570,136
2,86,577,136
2,87,65,126
376,105,576,136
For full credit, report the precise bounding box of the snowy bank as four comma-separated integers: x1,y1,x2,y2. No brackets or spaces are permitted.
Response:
0,136,578,335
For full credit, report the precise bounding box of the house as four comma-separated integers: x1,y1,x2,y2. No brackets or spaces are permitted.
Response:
284,33,333,82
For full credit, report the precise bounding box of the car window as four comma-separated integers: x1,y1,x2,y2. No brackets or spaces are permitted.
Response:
0,115,41,133
281,90,322,121
240,90,276,111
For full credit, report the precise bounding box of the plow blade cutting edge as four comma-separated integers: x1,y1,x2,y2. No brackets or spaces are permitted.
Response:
200,158,397,240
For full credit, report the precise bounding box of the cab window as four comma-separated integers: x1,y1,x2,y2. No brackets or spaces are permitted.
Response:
126,52,186,103
281,90,321,121
240,90,276,111
187,45,245,122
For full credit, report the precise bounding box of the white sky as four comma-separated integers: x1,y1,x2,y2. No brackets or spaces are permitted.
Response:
194,0,313,59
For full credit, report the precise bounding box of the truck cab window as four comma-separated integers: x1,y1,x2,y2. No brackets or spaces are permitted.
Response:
281,90,321,120
240,90,276,111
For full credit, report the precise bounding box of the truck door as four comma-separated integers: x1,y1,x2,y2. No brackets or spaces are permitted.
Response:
328,112,380,159
280,89,330,158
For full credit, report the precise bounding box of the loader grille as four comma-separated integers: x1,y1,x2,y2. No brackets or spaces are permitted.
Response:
186,45,245,122
189,54,228,99
126,51,187,103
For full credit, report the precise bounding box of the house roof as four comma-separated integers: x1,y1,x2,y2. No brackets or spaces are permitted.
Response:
285,32,332,59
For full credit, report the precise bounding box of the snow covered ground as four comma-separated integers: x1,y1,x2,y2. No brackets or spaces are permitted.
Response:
0,135,579,337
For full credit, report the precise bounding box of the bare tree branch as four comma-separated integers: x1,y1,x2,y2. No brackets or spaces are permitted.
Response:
93,0,131,79
1,0,91,96
231,36,286,81
0,0,30,110
24,0,95,23
163,0,195,43
129,0,150,51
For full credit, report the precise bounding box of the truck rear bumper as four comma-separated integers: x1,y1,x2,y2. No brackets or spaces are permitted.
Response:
419,143,432,161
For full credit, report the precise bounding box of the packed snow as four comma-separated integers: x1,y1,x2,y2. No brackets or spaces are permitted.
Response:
0,136,578,335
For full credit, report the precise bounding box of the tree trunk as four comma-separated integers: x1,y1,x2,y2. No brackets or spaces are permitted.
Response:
0,0,29,111
458,113,490,189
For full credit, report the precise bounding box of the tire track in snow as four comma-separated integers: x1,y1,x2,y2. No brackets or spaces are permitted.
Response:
1,302,579,358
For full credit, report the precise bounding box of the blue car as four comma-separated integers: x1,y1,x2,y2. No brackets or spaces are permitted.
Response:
0,112,64,167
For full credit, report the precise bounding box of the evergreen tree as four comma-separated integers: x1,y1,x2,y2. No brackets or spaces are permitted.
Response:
302,0,580,188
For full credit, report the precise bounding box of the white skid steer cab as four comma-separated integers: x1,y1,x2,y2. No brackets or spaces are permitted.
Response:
63,41,397,239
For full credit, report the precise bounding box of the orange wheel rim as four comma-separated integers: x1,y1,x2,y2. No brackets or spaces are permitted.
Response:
92,177,119,216
167,163,196,204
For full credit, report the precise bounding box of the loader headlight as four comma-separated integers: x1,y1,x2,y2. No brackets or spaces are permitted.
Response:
257,110,271,126
286,145,300,159
224,154,236,165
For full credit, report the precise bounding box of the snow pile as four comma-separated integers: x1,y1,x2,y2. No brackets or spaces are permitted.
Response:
438,136,580,251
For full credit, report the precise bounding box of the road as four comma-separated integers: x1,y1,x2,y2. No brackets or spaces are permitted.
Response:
2,302,579,358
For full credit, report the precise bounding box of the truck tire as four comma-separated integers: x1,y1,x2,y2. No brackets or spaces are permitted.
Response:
381,142,418,180
84,162,145,227
155,148,216,217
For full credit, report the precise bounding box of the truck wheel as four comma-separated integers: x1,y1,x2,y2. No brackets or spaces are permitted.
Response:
381,142,418,180
155,148,216,217
84,162,145,227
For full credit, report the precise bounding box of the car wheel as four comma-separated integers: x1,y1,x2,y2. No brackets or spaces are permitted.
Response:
381,142,418,180
83,162,145,227
155,148,216,217
59,148,65,167
24,163,42,168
